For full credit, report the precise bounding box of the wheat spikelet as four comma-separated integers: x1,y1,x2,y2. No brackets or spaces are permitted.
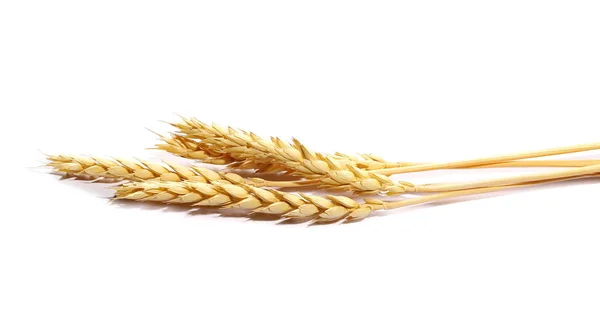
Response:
153,133,234,164
47,154,249,184
114,181,381,222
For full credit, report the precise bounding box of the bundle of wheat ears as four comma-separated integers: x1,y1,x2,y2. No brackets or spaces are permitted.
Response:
47,116,600,224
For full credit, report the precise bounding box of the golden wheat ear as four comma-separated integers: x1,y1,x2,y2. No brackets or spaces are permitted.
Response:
46,154,319,189
162,116,404,171
45,154,245,183
113,181,382,223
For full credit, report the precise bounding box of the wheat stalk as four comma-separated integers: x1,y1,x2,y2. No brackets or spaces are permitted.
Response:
161,118,600,195
163,116,600,171
375,142,600,176
406,165,600,192
114,174,598,223
369,143,600,193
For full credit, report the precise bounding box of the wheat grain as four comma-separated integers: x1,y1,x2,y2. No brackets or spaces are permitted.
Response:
114,181,380,222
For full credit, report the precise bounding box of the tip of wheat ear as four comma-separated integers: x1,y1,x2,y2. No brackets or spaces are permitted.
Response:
114,181,382,223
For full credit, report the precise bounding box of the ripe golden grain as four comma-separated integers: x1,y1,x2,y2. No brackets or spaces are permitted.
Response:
114,181,379,222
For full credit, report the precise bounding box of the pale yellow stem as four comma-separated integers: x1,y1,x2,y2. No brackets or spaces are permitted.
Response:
396,160,600,168
456,160,600,168
261,179,320,187
377,142,600,175
411,164,600,192
384,186,523,209
384,175,599,209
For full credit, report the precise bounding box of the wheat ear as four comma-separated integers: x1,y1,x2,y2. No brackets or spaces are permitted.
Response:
163,116,398,172
47,154,243,182
46,154,317,188
114,181,378,222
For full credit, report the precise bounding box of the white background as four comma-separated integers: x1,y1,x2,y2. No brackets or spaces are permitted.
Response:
1,1,600,332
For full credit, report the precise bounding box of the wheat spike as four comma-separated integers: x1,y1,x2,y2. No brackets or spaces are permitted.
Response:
114,181,381,222
47,154,321,188
162,116,400,172
46,154,252,184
